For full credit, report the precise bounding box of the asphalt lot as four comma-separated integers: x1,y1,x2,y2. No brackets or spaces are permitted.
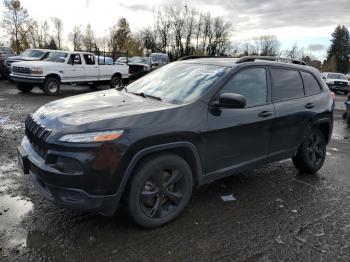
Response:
1,81,350,262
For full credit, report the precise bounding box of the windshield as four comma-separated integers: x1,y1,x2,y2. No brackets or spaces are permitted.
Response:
328,73,346,80
131,57,150,64
20,49,45,58
44,52,68,63
126,62,228,104
150,54,168,63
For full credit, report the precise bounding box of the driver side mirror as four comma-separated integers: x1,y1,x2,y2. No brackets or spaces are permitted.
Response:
213,93,246,109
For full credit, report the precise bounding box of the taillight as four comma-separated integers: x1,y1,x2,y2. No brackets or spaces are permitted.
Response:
331,92,336,101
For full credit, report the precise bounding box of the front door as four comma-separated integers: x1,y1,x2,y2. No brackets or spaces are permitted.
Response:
68,54,85,81
205,67,274,176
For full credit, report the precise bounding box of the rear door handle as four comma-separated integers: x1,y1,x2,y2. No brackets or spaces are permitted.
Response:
305,103,315,109
258,111,273,118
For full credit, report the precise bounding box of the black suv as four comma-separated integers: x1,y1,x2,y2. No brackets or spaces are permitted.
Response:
18,56,334,228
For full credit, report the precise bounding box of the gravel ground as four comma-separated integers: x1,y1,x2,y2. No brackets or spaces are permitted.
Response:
1,81,350,262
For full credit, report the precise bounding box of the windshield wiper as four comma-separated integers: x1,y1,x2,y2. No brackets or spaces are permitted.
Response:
129,92,162,101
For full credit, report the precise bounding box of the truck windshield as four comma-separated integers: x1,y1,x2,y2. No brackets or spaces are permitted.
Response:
44,52,68,63
127,62,228,104
20,50,45,58
130,57,150,65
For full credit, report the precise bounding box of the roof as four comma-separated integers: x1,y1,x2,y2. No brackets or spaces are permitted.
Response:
177,56,312,70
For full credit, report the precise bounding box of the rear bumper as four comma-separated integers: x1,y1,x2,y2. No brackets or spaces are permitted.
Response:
10,74,45,84
17,136,123,216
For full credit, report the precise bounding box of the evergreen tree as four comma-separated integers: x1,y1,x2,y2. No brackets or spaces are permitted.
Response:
46,38,57,50
326,25,350,73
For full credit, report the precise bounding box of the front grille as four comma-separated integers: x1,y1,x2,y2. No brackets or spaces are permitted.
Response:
25,115,51,156
334,81,347,86
12,66,31,74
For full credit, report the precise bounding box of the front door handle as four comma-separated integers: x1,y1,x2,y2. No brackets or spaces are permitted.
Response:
258,111,273,118
305,103,315,109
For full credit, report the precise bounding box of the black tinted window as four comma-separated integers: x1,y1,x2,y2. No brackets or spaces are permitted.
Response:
221,67,267,107
271,68,304,101
301,71,322,96
83,54,95,65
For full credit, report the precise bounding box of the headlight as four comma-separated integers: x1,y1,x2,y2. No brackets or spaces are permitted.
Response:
326,80,334,85
143,65,150,71
58,130,124,143
31,67,43,74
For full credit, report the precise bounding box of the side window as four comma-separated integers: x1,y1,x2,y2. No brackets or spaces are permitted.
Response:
220,67,267,107
83,54,95,65
69,54,82,65
301,71,322,96
271,68,304,101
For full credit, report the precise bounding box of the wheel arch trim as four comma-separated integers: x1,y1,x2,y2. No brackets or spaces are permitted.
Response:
117,142,204,196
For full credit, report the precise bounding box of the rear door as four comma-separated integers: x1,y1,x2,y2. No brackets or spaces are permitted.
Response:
269,67,318,159
83,54,99,81
205,66,275,175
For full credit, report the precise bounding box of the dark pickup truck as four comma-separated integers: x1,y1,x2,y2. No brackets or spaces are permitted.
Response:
0,46,14,79
4,49,51,79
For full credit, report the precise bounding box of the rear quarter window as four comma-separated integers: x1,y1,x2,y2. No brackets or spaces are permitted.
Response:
301,71,322,96
271,68,304,101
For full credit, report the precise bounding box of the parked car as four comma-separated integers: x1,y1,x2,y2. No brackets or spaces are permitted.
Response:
322,72,350,94
149,52,169,68
0,46,14,79
10,51,129,95
114,56,129,64
96,56,114,65
128,56,152,80
17,56,333,227
4,49,51,79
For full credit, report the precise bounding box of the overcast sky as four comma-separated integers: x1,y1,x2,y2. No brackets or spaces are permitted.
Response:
1,0,350,60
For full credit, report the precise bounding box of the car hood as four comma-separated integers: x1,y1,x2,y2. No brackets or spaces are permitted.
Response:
11,61,59,68
33,90,177,127
7,56,42,62
327,78,349,83
129,63,149,67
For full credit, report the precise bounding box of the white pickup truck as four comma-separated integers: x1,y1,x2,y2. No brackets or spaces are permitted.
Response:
10,51,129,95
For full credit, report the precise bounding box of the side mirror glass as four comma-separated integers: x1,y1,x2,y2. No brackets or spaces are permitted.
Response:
216,93,246,109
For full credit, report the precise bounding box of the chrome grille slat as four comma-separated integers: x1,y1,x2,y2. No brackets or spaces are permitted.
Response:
12,66,31,75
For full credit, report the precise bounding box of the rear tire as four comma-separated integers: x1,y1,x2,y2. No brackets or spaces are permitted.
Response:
126,153,193,228
110,76,123,90
43,77,60,96
16,83,34,93
292,128,326,174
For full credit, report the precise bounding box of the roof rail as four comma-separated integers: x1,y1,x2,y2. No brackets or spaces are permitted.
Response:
237,56,307,65
177,55,232,61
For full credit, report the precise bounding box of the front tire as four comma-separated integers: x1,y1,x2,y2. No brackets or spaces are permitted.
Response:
126,154,193,228
16,83,34,93
292,128,326,174
43,77,60,96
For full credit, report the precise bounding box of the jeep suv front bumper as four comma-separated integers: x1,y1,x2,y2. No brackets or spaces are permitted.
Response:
17,136,125,216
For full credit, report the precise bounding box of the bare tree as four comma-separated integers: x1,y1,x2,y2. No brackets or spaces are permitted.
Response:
1,0,31,52
68,25,83,51
139,27,158,52
155,6,171,53
82,24,95,52
51,17,63,49
251,35,280,56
